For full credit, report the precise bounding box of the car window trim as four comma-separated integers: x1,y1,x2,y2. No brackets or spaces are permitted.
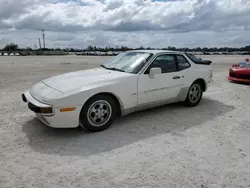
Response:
175,54,191,71
133,53,154,74
142,53,179,74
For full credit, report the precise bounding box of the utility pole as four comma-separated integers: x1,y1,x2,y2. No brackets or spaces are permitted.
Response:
42,29,46,49
38,38,41,49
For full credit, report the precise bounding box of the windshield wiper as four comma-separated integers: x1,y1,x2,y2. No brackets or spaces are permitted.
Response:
100,65,107,69
101,65,125,72
105,67,125,72
107,67,125,72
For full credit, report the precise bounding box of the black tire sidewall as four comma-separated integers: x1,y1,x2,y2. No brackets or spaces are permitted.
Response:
185,82,203,107
80,95,117,132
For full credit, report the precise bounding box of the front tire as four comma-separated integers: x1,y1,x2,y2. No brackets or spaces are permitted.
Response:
184,81,203,107
80,94,117,132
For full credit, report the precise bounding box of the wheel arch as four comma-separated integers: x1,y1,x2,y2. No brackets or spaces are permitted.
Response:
194,78,206,92
177,78,206,102
81,92,123,117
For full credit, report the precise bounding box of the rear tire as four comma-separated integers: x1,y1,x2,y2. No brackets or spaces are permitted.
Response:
184,81,203,107
80,94,117,132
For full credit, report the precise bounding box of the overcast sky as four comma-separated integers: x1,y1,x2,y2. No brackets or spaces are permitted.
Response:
0,0,249,49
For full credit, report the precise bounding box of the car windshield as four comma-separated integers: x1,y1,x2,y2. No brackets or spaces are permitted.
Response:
101,51,153,73
239,62,250,68
186,53,203,63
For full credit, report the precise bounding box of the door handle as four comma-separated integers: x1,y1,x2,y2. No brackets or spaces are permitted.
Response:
173,76,181,79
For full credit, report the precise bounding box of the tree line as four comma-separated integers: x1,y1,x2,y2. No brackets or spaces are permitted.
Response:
1,43,250,53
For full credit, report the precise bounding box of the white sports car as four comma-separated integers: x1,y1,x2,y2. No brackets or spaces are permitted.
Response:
22,50,213,132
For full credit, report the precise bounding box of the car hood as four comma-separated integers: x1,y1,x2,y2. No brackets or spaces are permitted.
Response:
232,67,250,74
41,67,129,93
29,81,63,103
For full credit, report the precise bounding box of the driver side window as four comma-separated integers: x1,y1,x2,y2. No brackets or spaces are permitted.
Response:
144,54,177,74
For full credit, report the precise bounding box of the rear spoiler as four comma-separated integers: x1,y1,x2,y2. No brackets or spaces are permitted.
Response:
185,53,212,65
194,60,212,65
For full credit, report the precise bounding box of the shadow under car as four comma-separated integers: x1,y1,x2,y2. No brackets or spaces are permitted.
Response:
22,97,235,157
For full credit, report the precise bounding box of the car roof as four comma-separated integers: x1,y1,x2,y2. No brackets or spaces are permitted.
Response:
126,49,186,55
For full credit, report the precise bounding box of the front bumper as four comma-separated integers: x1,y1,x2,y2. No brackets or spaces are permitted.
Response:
22,91,54,126
22,92,54,114
228,76,250,83
22,91,81,128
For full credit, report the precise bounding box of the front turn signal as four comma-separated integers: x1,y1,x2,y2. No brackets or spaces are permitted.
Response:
60,107,76,112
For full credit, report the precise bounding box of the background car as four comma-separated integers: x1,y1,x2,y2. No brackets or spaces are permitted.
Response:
22,50,213,132
228,58,250,83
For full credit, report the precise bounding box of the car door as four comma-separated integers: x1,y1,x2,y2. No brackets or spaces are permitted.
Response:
137,54,183,108
175,54,192,88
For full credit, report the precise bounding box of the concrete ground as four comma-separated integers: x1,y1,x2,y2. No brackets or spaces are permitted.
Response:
0,55,249,188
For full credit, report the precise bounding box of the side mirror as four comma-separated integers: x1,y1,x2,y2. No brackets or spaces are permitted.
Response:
149,67,162,79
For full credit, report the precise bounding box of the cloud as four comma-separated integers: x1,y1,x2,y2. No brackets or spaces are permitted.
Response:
0,0,250,48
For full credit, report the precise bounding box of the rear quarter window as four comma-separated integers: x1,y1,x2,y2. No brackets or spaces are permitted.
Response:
186,54,203,63
176,55,190,70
